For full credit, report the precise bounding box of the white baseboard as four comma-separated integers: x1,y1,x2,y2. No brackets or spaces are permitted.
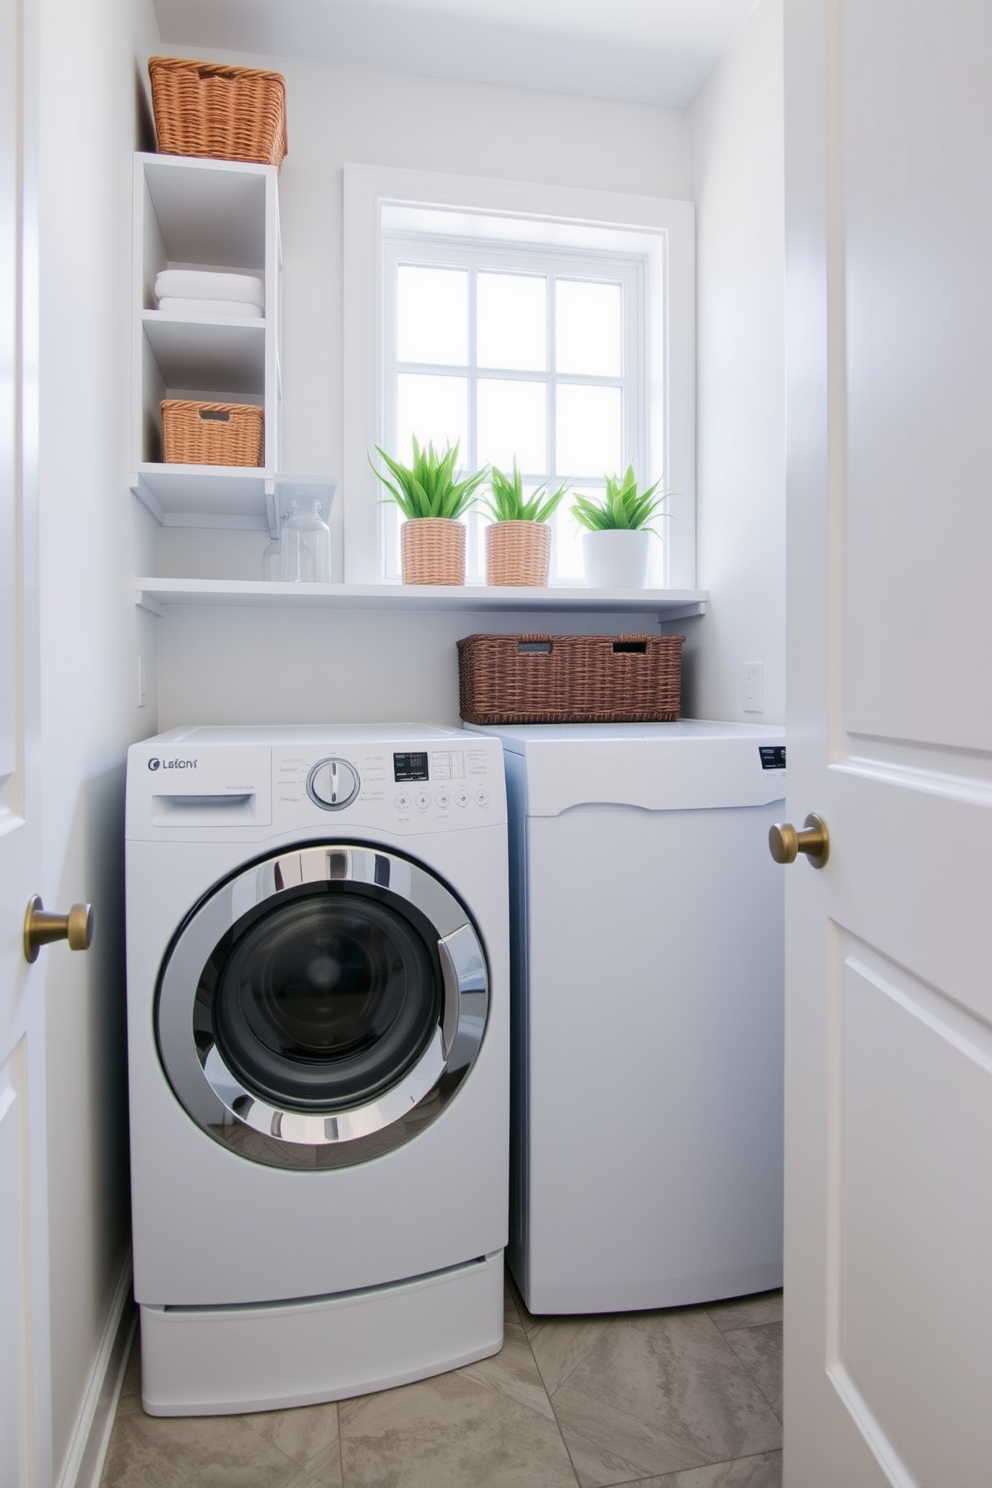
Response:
56,1252,135,1488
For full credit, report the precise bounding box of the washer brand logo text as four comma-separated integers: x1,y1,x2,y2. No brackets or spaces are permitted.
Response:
147,757,197,771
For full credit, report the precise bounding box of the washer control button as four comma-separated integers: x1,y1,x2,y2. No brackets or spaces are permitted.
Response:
474,788,490,807
435,789,450,809
454,788,470,808
395,790,411,811
307,757,361,810
414,789,432,810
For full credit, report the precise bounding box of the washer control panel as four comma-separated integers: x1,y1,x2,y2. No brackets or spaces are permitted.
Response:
274,741,504,832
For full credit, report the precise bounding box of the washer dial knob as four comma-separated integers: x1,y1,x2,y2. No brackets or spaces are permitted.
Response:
307,757,361,810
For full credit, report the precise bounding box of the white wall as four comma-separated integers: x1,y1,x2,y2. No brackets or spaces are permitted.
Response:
688,0,786,724
151,52,695,727
38,0,159,1476
278,59,691,497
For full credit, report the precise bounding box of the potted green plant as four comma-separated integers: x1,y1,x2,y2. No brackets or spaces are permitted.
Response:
571,464,671,588
481,460,570,586
370,438,487,585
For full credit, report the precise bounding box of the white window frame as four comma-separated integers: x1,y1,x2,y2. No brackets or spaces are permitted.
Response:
343,164,696,589
383,236,645,583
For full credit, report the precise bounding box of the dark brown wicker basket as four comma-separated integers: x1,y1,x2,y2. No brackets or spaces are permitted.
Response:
161,400,264,466
457,633,684,724
149,56,288,168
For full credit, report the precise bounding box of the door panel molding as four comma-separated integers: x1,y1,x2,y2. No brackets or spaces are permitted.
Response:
825,934,992,1486
835,744,992,806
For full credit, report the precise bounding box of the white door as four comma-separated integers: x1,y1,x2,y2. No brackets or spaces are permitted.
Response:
782,1,992,1483
1,0,51,1483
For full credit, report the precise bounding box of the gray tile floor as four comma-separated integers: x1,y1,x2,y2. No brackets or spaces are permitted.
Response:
101,1278,783,1488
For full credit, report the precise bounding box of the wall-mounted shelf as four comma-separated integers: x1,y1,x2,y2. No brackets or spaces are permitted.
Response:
135,578,708,619
131,469,336,536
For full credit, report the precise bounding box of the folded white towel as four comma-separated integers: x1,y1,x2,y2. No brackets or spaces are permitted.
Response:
154,269,265,309
157,298,263,319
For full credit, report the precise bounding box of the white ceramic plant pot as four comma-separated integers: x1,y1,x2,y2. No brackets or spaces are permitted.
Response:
582,529,653,589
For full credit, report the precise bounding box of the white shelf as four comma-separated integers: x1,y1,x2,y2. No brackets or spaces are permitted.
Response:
134,577,708,618
140,153,270,269
142,313,266,391
131,469,336,535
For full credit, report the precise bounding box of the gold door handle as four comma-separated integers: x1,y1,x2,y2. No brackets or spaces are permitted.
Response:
768,813,830,870
23,896,94,964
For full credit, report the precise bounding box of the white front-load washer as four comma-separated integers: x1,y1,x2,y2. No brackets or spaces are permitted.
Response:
125,724,508,1416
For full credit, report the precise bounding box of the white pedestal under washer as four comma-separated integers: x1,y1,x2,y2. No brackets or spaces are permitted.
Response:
468,720,785,1316
125,725,508,1415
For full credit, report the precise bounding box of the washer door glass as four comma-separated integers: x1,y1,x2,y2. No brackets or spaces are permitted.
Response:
157,845,489,1168
210,887,441,1110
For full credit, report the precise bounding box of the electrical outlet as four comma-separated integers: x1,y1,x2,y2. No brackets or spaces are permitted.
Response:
742,661,764,714
138,654,148,708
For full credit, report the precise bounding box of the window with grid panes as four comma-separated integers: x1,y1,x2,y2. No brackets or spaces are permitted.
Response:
381,234,645,584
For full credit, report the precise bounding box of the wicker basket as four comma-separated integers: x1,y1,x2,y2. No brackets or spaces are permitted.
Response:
161,400,264,467
485,522,551,586
457,633,684,724
400,519,466,585
148,56,288,168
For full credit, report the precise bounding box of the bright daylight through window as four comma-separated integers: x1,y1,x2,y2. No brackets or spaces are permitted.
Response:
383,239,642,583
342,167,695,589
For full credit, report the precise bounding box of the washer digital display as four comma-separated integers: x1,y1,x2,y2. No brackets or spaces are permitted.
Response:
394,751,429,782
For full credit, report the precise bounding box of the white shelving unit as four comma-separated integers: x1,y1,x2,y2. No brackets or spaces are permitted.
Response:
130,152,334,539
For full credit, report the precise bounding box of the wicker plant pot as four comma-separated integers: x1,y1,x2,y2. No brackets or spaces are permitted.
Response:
485,521,551,586
400,518,466,585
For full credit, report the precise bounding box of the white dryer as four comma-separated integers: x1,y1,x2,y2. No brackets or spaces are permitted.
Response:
125,725,508,1416
469,720,785,1316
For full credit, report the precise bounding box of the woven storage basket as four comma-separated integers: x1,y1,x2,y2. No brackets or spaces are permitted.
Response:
457,633,684,725
485,522,552,586
161,400,264,467
400,519,466,585
149,56,288,168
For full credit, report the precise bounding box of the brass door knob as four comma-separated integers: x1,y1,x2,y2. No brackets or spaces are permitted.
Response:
768,813,830,870
23,896,94,964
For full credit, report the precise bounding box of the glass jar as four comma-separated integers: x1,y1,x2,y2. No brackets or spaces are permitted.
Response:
281,498,330,583
261,537,282,581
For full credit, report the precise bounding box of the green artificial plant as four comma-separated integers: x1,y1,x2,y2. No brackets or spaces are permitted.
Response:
571,463,671,534
370,438,487,521
482,460,571,524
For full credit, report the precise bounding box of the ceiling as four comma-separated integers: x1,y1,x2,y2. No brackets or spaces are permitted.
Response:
152,0,760,108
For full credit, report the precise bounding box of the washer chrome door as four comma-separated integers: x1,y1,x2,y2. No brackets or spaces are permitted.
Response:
156,844,489,1168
